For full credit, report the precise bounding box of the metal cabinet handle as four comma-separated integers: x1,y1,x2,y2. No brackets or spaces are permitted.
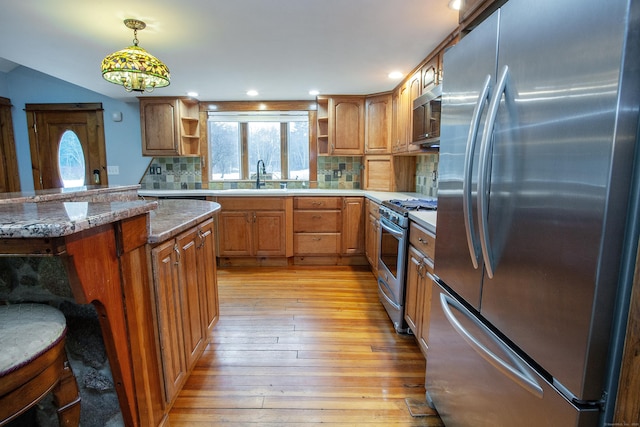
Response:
463,74,492,270
197,229,205,248
417,237,429,246
173,244,181,265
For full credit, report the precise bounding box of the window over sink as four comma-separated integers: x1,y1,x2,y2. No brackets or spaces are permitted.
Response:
207,111,309,182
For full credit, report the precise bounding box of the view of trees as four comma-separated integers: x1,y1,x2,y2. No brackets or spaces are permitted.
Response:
209,118,309,181
58,130,86,187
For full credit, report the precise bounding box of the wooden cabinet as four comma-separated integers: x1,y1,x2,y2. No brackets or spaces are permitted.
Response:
392,82,410,153
139,97,200,156
293,196,364,256
316,96,365,155
365,93,392,154
217,197,287,257
364,199,380,274
293,197,342,255
150,218,218,404
363,155,416,192
404,222,436,356
342,197,365,255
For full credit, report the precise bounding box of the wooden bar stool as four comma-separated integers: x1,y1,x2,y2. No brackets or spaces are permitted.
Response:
0,303,81,426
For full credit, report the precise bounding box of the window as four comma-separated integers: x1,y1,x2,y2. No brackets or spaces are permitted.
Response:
58,130,86,188
208,112,309,181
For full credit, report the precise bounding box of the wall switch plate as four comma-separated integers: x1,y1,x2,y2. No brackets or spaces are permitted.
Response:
107,166,119,175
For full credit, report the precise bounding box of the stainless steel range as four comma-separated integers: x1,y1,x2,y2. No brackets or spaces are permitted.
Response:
377,198,437,333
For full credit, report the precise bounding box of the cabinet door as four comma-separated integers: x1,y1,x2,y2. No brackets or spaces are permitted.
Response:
197,219,219,334
329,97,364,155
151,240,187,403
417,259,434,353
218,211,253,256
177,229,205,369
140,99,178,156
365,211,379,270
365,94,391,154
405,246,422,334
254,211,286,256
342,197,364,255
393,83,410,153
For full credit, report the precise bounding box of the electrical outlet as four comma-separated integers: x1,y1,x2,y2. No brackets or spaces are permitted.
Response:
149,166,156,175
107,165,119,175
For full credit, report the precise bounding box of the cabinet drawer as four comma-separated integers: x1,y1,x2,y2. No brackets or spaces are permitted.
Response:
409,222,435,260
294,197,342,210
367,199,380,218
294,233,340,254
218,197,285,211
294,210,341,232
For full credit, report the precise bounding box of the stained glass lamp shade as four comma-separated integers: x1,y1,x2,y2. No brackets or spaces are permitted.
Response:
101,19,170,92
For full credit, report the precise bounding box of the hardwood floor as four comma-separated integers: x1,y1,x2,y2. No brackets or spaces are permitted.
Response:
168,265,443,426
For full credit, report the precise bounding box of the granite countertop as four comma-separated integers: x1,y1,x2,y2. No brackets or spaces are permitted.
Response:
0,185,141,204
147,200,222,244
0,200,157,238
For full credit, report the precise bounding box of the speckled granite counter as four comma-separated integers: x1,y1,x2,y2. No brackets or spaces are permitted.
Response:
147,199,221,244
0,201,157,238
0,185,141,204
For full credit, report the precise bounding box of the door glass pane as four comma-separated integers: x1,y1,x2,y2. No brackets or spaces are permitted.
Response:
209,121,240,179
248,122,281,179
58,130,85,187
288,121,309,180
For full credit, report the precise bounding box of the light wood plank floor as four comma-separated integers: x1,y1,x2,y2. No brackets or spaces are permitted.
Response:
168,266,443,426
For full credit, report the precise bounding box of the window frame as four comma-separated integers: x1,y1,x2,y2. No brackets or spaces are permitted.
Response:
204,101,316,185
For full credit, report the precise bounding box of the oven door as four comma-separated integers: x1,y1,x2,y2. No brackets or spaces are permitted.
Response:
377,216,408,332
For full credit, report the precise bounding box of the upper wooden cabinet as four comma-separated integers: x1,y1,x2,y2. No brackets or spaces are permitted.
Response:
316,95,365,156
139,97,200,157
365,93,392,154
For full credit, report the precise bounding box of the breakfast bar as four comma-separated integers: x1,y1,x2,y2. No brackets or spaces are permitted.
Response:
0,188,221,427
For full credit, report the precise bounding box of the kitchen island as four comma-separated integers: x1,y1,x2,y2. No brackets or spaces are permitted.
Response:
0,187,220,427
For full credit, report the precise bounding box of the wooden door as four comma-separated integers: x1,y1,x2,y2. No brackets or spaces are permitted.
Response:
197,219,219,334
0,98,20,193
177,228,205,370
365,94,391,154
342,197,364,255
25,103,107,190
151,239,187,403
218,211,253,256
254,211,286,256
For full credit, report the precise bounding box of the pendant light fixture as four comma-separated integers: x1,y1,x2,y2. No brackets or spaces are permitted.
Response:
101,19,170,92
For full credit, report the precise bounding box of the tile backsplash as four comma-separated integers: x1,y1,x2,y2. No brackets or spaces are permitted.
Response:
139,154,438,195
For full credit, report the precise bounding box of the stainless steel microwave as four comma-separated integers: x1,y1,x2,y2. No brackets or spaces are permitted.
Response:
411,84,442,148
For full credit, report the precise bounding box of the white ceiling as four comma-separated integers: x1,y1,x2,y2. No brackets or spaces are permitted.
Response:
0,0,459,102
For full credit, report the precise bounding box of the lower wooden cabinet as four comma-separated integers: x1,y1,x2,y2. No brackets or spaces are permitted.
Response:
292,196,364,257
150,217,218,405
364,199,380,274
217,197,287,257
404,222,436,356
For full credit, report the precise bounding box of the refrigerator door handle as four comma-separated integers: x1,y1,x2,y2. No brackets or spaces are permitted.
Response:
463,74,493,269
477,65,510,278
439,292,544,398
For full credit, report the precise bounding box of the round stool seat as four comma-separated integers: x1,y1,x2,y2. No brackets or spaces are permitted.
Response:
0,304,67,377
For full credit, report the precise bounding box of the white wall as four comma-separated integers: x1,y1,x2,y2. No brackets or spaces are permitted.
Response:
0,66,149,191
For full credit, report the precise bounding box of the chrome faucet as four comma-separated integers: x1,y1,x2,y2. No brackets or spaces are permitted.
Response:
256,159,266,189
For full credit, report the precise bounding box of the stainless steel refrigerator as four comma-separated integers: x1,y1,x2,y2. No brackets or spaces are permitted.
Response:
429,0,640,425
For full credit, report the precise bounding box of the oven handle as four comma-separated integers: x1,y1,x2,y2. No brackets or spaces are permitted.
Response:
380,217,404,238
378,279,401,310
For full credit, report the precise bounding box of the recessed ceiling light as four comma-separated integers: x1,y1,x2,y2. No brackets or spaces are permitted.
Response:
448,0,461,10
187,91,199,97
309,90,320,96
388,71,404,80
247,90,259,97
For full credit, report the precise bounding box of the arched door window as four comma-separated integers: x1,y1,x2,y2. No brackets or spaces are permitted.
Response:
58,130,86,188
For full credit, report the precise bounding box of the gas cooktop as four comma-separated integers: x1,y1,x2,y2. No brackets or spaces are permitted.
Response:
383,198,438,213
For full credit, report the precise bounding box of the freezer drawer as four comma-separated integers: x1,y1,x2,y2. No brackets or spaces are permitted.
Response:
425,280,600,427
